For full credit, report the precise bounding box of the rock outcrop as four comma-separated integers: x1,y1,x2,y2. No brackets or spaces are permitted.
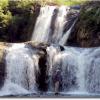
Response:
0,43,7,89
67,1,100,47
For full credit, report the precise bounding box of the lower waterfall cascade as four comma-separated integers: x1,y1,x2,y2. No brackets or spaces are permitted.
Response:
0,43,100,96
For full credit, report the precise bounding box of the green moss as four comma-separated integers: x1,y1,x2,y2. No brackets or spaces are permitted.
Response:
37,0,86,6
0,0,8,9
54,0,86,6
68,1,100,47
79,5,100,31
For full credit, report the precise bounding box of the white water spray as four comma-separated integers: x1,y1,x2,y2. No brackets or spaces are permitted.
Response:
2,43,39,96
31,6,56,43
52,6,70,43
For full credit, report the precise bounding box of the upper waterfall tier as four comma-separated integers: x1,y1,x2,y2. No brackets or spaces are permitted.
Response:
31,6,79,45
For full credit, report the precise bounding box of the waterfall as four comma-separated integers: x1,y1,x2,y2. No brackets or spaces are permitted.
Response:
51,6,70,43
46,45,61,75
31,6,56,43
1,4,100,97
0,43,100,96
76,51,87,92
31,6,78,45
0,43,39,96
47,45,100,95
85,48,100,93
47,46,78,92
59,19,77,45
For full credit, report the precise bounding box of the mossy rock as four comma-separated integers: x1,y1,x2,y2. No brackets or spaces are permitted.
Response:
67,1,100,47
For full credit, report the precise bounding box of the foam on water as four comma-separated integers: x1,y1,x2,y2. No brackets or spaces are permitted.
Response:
3,43,39,95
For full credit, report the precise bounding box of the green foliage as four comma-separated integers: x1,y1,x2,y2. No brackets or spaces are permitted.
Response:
35,0,86,6
0,0,8,9
0,11,12,27
53,0,86,6
80,6,100,30
8,0,35,11
0,0,10,27
0,0,36,42
72,1,100,47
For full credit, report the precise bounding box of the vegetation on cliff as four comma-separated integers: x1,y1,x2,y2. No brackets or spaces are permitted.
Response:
0,0,41,42
67,1,100,47
50,0,86,6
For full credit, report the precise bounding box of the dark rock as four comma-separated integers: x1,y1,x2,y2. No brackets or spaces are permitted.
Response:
59,45,65,51
25,42,49,51
36,50,48,92
70,5,81,10
67,1,100,47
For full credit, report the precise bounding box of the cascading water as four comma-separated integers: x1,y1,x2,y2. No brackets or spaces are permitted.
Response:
31,6,56,43
47,45,100,96
59,19,77,45
0,4,100,97
0,43,100,96
51,6,70,43
84,48,100,93
76,53,86,92
31,6,78,45
0,43,40,96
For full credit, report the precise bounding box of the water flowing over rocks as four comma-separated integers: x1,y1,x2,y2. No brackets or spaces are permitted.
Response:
0,42,100,96
31,5,79,45
0,1,100,97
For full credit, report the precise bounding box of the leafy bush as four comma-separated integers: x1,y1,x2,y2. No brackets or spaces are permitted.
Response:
0,0,37,42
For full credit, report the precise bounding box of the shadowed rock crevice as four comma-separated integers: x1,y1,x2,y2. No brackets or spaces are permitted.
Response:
36,50,48,92
0,49,6,89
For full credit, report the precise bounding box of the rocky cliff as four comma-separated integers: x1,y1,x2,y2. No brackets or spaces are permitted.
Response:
67,1,100,47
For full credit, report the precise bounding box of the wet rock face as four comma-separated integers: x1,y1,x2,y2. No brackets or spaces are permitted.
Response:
0,49,6,89
25,42,49,52
60,46,65,51
25,42,49,91
36,51,48,91
67,1,100,47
